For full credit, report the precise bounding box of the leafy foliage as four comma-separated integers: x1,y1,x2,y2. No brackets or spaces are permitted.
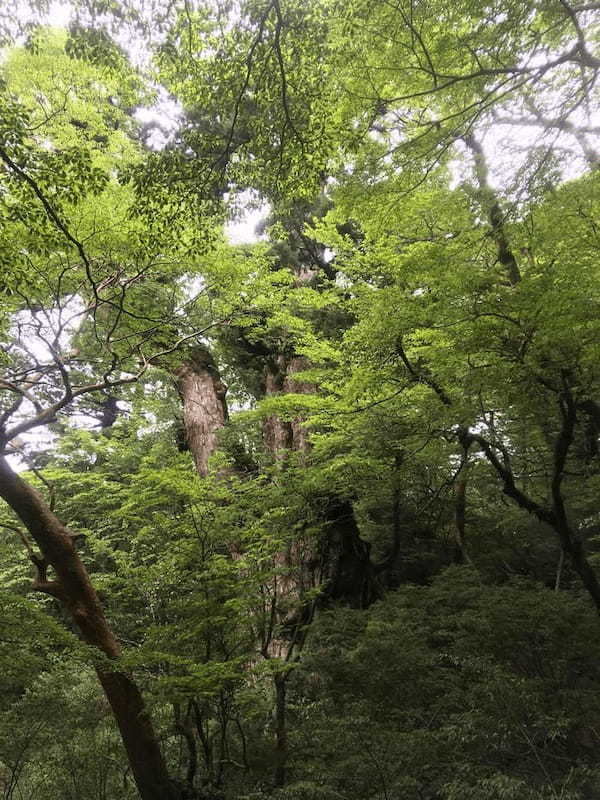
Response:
1,2,600,800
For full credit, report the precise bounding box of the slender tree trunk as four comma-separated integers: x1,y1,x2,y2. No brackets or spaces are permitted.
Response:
463,133,521,286
0,456,182,800
466,423,600,613
554,517,600,611
453,475,467,564
174,702,198,791
191,699,214,785
453,453,470,565
273,673,288,788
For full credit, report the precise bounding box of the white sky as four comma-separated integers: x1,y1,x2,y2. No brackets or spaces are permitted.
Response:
225,208,265,244
47,1,70,26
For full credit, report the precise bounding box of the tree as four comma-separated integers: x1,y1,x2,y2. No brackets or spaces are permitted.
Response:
2,2,600,799
0,27,223,800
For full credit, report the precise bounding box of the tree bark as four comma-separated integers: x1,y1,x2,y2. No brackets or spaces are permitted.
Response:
453,477,467,564
262,355,313,459
174,702,198,791
283,356,313,454
0,456,182,800
262,356,377,613
453,449,470,565
263,356,294,459
174,346,228,477
465,423,600,613
318,497,377,608
98,394,119,431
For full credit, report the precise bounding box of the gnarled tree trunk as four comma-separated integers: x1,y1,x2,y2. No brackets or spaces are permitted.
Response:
170,341,377,791
174,346,228,477
283,355,313,455
0,456,183,800
262,355,375,609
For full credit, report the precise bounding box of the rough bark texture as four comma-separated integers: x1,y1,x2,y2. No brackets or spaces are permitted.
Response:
317,497,377,608
174,346,228,477
263,356,293,459
0,456,181,800
170,340,376,784
262,357,377,616
263,355,313,459
283,356,313,454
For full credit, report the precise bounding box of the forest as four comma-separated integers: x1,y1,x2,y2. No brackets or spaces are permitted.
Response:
1,1,600,798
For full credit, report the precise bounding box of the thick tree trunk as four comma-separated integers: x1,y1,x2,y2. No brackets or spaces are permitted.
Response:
262,357,377,612
262,355,313,459
98,672,182,800
174,346,228,477
283,356,312,454
263,356,293,459
0,456,181,800
318,497,377,608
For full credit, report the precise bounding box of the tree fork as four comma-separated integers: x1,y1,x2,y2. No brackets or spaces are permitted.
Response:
399,343,600,610
464,427,600,613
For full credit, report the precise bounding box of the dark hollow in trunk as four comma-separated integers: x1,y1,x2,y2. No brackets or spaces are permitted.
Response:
318,497,378,608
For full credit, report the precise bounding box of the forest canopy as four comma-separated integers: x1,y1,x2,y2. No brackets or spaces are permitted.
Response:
1,1,600,799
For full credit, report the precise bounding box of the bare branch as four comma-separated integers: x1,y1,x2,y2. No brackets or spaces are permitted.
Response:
462,133,521,285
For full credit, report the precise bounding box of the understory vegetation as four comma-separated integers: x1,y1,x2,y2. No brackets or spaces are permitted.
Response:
1,1,600,798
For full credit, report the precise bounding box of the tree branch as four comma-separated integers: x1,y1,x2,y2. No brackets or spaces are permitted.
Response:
462,133,521,285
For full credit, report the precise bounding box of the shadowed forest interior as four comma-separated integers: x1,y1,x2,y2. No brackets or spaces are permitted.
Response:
2,1,600,798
